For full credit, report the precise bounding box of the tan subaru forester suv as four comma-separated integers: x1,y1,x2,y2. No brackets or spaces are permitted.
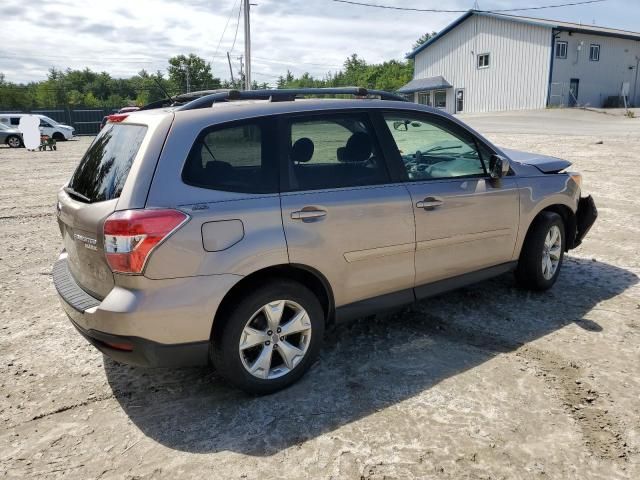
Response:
53,87,596,394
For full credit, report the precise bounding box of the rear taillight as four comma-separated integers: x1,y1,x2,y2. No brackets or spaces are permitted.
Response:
103,209,189,274
107,113,129,123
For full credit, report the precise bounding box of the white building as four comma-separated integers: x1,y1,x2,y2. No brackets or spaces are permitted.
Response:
400,10,640,114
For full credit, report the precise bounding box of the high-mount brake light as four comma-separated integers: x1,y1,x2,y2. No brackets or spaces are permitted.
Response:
107,113,129,123
103,209,189,274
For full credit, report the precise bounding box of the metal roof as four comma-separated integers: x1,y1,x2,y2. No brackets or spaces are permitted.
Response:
407,10,640,59
397,76,452,94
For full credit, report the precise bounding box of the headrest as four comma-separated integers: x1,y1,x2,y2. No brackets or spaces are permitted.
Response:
343,132,372,162
291,137,314,163
204,160,233,175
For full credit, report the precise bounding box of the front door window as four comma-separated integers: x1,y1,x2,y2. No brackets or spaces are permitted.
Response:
383,113,486,181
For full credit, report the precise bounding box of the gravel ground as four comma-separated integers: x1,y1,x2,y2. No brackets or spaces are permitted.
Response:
0,110,639,479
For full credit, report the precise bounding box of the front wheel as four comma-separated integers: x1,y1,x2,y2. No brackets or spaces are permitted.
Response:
212,280,325,394
516,212,565,291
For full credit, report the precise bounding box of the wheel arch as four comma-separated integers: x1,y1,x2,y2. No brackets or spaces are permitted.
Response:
210,263,335,341
519,203,577,257
541,204,576,249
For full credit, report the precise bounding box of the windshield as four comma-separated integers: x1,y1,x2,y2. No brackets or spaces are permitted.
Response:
68,123,147,203
39,115,60,125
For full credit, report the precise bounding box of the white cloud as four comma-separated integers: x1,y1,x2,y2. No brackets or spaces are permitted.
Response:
2,0,636,85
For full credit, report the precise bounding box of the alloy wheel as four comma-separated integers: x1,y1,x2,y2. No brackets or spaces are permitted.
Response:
239,300,312,380
542,225,562,280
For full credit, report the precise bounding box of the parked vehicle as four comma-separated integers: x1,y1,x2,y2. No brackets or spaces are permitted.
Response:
0,113,75,140
0,123,23,148
52,87,597,394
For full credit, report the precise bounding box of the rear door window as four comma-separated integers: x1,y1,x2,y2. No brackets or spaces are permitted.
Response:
285,114,390,191
68,123,147,202
182,120,278,194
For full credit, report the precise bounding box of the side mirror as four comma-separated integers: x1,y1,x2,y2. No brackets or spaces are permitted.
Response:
393,120,409,131
489,154,510,179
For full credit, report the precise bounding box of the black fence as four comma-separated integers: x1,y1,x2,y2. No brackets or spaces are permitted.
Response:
0,107,121,135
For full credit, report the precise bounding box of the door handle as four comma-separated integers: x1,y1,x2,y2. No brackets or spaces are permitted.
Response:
291,208,327,220
416,197,444,210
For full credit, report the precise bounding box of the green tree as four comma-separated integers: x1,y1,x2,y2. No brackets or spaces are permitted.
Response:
167,54,221,92
412,31,438,50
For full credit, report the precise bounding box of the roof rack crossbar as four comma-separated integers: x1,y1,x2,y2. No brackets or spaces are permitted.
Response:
176,87,407,111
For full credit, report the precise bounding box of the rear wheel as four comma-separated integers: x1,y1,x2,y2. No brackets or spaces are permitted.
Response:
516,212,565,291
212,280,324,394
6,135,22,148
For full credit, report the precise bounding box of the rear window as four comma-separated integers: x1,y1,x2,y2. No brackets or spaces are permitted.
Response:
69,124,147,203
182,120,278,194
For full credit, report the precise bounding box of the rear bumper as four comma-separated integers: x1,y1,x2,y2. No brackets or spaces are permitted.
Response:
52,252,241,367
574,195,597,247
69,317,209,367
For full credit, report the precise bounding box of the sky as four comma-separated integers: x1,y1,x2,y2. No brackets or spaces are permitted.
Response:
2,0,639,85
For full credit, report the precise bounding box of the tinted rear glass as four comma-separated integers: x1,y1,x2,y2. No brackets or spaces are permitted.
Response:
69,124,147,202
182,120,278,194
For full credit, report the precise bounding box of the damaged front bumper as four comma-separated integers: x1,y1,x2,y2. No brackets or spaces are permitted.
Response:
574,195,597,247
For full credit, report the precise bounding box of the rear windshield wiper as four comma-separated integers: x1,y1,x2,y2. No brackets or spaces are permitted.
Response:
64,186,92,203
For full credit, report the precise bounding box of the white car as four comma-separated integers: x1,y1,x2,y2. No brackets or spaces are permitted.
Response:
0,113,75,140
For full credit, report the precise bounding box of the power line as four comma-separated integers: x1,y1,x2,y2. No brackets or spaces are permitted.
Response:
331,0,607,13
230,0,243,53
213,0,241,58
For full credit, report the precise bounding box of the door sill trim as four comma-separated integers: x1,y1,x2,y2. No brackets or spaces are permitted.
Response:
414,262,516,300
334,262,517,323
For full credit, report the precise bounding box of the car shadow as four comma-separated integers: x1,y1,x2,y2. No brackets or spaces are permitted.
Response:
104,256,637,455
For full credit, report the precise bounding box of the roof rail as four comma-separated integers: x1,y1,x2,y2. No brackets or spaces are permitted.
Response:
176,87,408,111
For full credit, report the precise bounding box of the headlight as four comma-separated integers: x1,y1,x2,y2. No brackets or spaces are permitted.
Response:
569,173,582,189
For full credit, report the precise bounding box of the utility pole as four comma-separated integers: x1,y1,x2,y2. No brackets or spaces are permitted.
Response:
180,61,191,93
226,52,235,85
243,0,252,90
238,55,245,89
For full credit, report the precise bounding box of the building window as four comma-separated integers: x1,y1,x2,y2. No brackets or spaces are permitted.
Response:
477,53,490,69
417,92,431,105
589,44,600,61
434,90,447,109
555,41,568,59
456,89,464,113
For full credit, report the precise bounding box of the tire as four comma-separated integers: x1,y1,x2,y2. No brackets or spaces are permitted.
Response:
212,279,325,395
52,132,65,141
6,135,22,148
515,212,565,291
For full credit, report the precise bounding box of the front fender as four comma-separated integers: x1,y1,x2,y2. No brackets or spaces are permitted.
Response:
513,173,580,259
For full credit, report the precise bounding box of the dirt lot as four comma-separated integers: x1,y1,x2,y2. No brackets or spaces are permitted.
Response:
0,109,638,479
